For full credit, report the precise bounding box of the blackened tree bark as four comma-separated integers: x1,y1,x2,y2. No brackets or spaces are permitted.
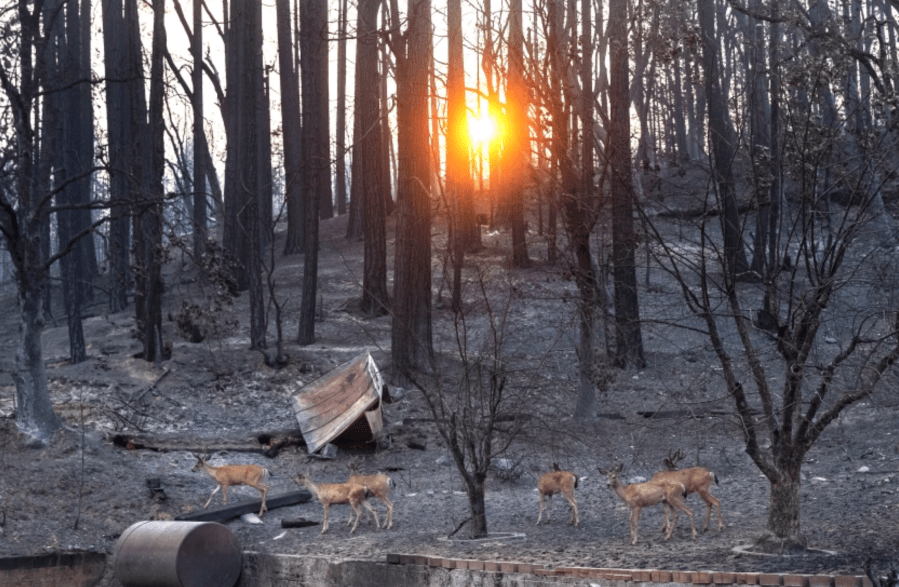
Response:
257,67,273,255
379,12,395,219
506,0,530,268
390,0,434,374
192,0,207,260
609,0,645,369
356,0,389,316
247,0,266,350
335,0,348,216
747,0,776,278
298,0,327,345
57,0,87,364
68,0,98,300
101,0,131,313
39,1,60,319
698,0,749,279
314,1,333,223
0,0,66,443
141,0,167,363
446,0,473,311
223,0,249,290
125,0,150,342
346,80,363,241
672,39,689,163
276,0,304,256
570,0,602,415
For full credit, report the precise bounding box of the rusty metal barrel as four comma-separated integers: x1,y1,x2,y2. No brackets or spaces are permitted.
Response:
113,521,242,587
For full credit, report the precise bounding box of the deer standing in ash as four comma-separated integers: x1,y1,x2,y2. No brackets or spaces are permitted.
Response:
295,472,379,534
346,457,395,529
191,453,270,517
536,463,579,527
599,463,696,545
651,448,723,532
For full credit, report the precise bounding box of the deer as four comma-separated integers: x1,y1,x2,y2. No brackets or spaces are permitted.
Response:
295,472,379,534
536,462,579,527
599,463,696,545
191,453,270,517
651,448,723,532
346,457,395,529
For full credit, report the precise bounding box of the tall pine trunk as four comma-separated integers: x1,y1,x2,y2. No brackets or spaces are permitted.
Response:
357,0,389,316
609,0,645,369
298,0,327,345
277,0,304,256
391,0,434,374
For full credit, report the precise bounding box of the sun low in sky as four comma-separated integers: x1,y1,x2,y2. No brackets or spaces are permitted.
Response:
468,111,497,150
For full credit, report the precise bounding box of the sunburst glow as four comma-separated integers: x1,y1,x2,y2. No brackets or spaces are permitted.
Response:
468,112,497,149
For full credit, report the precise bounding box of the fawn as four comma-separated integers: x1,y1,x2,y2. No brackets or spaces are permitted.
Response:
599,463,696,545
347,457,395,529
651,448,722,531
536,463,579,526
295,472,379,534
191,453,270,517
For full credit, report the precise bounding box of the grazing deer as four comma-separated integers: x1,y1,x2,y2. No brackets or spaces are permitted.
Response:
295,472,379,534
536,463,579,527
599,463,696,545
347,457,395,529
191,453,270,517
651,448,723,532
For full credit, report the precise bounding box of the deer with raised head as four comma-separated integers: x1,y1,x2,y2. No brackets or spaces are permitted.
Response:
191,453,270,517
536,463,579,527
295,472,379,534
599,463,696,545
651,448,723,532
347,457,395,529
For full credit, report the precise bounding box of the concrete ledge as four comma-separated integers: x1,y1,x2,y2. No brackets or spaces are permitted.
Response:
237,553,889,587
0,552,107,587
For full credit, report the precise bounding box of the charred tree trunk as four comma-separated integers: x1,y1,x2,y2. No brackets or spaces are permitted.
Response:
298,0,327,345
191,0,207,259
390,0,434,374
277,0,304,256
3,0,66,444
609,0,645,369
466,476,488,538
335,0,348,216
698,0,749,279
357,0,389,316
142,0,167,363
507,0,531,268
102,0,132,313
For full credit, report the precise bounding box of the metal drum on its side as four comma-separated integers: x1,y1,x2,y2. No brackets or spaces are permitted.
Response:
113,520,242,587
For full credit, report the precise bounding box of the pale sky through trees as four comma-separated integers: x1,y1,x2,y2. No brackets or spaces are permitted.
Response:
111,0,512,197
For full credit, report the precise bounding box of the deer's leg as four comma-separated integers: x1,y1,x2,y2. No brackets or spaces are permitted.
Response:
536,494,545,525
630,507,641,545
363,500,380,529
322,504,330,534
255,483,268,516
203,485,221,509
349,502,362,533
668,499,696,540
563,492,579,526
699,490,721,531
383,497,394,529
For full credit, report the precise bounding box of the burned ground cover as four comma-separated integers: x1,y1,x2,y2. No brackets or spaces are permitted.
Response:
0,196,897,578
